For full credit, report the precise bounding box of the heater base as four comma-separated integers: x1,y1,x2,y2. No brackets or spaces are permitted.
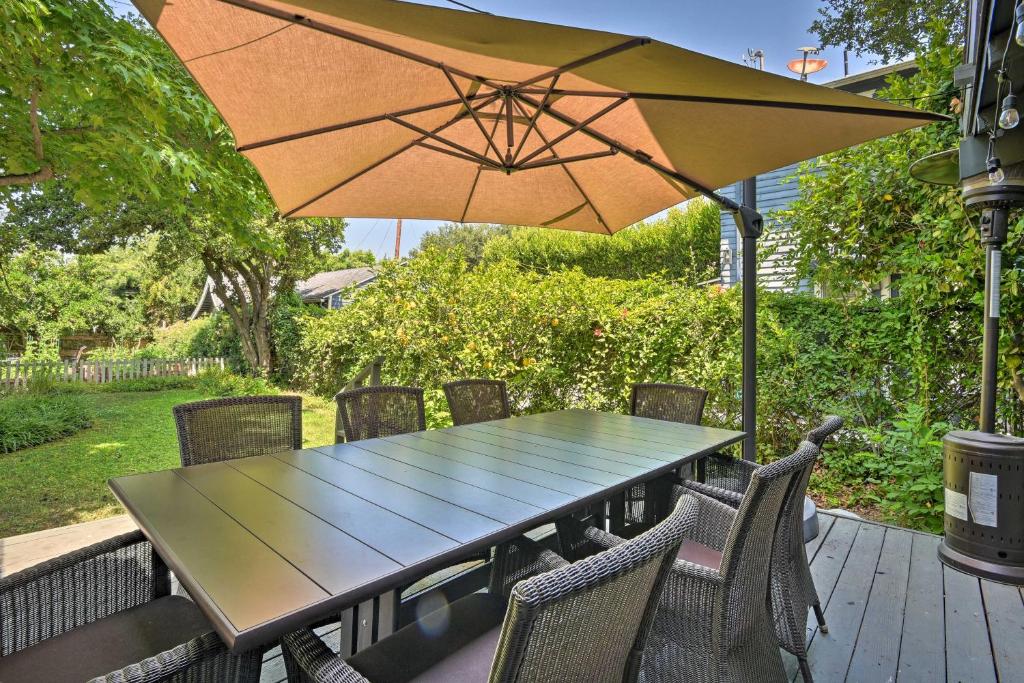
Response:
938,540,1024,585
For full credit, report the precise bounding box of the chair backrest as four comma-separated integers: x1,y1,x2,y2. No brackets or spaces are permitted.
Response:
807,415,844,447
490,495,698,683
630,383,707,425
443,379,511,426
173,395,302,467
717,441,819,633
334,385,426,443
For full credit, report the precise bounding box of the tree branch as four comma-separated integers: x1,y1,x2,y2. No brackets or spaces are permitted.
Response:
0,84,54,187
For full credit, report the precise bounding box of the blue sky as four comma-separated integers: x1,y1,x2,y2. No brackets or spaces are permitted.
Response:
118,0,883,257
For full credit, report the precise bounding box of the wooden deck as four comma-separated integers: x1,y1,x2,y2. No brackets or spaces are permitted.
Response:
790,512,1023,682
3,512,1022,681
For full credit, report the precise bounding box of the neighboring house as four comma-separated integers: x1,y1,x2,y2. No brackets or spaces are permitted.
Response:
189,266,377,319
719,60,918,293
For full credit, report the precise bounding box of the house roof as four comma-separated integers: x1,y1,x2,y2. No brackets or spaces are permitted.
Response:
295,267,377,303
825,60,918,95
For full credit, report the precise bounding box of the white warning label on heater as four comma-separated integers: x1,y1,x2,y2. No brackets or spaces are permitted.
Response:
969,472,998,527
945,488,968,521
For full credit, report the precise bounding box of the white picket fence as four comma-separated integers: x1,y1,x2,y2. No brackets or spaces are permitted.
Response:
0,357,226,390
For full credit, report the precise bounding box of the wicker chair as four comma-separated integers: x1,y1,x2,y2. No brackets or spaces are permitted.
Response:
334,386,426,443
616,383,708,537
280,495,699,683
173,395,302,467
443,379,511,426
561,441,820,683
0,530,262,683
682,416,844,682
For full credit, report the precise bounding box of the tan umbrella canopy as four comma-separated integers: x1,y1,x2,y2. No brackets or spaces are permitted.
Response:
133,0,942,233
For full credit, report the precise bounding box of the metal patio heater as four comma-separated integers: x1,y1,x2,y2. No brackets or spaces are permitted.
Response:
913,0,1024,584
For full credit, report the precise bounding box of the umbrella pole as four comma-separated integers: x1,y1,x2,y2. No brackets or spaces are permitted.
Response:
731,191,763,463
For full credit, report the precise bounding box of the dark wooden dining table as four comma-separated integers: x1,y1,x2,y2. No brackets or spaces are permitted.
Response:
108,408,744,653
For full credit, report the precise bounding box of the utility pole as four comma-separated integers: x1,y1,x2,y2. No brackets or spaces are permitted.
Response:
394,218,403,260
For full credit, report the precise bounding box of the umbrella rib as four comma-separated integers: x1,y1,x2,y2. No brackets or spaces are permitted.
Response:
417,141,502,167
512,75,559,162
461,115,501,222
516,96,627,165
513,37,650,90
516,88,948,121
441,65,504,162
236,93,494,152
517,149,619,171
282,94,499,217
386,114,500,167
511,99,612,234
516,90,717,202
215,0,505,91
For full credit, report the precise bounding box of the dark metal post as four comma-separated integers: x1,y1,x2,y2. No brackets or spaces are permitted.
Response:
738,179,761,462
980,207,1008,432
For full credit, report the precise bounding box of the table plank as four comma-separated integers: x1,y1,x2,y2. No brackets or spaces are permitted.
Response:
275,449,505,542
467,422,667,469
490,416,708,461
109,470,328,635
451,425,646,477
416,429,625,486
337,440,573,509
177,464,401,592
530,409,736,449
305,444,544,524
227,456,459,565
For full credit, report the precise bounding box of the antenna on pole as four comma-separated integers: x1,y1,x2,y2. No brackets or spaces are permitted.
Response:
743,48,765,71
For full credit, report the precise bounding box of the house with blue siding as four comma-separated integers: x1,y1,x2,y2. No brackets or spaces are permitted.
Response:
719,60,918,292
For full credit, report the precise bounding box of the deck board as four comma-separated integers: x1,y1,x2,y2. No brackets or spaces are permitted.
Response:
896,533,945,681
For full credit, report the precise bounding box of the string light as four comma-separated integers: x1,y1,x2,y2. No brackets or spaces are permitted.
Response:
988,156,1005,184
1016,1,1024,47
1000,93,1020,129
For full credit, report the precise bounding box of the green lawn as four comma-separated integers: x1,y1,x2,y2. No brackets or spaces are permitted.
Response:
0,389,337,537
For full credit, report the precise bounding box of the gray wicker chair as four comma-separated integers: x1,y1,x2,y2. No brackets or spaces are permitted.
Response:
173,395,302,467
334,385,426,443
280,495,699,683
443,379,511,426
617,383,708,537
563,441,820,683
682,416,844,682
0,530,262,683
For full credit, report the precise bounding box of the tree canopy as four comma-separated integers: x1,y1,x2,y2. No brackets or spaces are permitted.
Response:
809,0,966,64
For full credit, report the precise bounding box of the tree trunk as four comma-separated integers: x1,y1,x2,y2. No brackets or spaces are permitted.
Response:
201,252,274,375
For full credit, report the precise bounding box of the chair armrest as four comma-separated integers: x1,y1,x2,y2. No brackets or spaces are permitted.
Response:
489,535,570,599
281,629,370,683
702,452,759,493
673,486,737,552
680,480,744,508
87,632,262,683
0,530,166,654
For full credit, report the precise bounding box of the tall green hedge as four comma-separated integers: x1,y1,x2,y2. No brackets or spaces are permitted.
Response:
281,249,969,458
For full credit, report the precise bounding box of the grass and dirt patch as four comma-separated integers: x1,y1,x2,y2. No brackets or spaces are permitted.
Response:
0,387,336,537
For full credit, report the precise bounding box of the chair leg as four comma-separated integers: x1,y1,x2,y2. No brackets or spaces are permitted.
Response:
798,657,814,683
812,603,828,633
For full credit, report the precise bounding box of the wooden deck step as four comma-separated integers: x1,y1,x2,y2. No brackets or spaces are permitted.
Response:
0,515,137,577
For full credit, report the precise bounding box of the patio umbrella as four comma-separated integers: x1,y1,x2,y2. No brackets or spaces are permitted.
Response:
133,0,944,455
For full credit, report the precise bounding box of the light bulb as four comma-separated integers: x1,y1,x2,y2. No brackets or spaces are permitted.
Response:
988,158,1006,184
1000,94,1020,129
1017,3,1024,46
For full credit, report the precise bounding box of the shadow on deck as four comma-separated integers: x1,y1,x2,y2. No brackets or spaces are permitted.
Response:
3,512,1021,682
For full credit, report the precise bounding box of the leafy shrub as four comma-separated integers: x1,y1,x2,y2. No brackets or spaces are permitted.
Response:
482,201,719,283
195,368,277,397
850,405,947,532
93,375,199,393
0,391,93,453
